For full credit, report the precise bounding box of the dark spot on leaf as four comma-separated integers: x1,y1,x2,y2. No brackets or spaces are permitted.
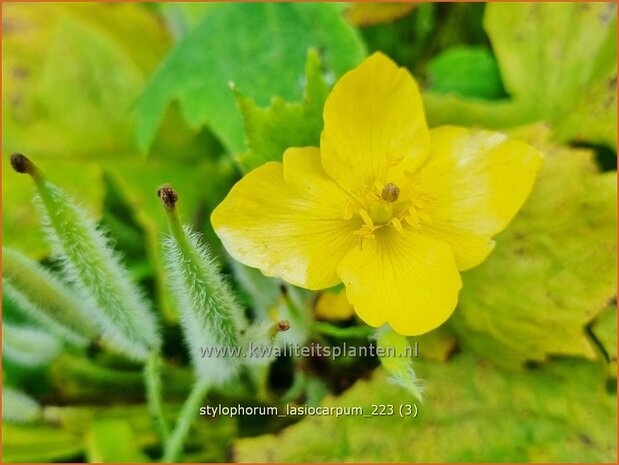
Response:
580,433,593,446
12,66,29,80
599,3,616,26
1,18,26,35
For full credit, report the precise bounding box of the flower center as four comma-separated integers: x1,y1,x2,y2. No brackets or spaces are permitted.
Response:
369,201,394,225
348,181,434,249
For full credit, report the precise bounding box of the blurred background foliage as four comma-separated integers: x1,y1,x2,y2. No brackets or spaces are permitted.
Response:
2,2,617,462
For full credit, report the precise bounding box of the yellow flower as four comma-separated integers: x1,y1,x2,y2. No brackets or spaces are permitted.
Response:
212,53,542,336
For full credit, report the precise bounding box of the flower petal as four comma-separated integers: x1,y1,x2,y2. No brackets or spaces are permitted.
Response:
321,52,430,196
337,228,462,336
212,147,359,290
416,126,543,270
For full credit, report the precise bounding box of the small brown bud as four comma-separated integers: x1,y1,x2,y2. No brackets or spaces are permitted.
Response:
10,153,34,174
277,320,290,332
157,184,178,210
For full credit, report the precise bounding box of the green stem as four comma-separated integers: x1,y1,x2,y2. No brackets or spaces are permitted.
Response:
163,378,210,462
144,351,170,443
313,322,374,339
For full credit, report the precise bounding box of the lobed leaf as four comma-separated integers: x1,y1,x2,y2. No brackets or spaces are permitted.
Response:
235,49,330,172
137,2,365,155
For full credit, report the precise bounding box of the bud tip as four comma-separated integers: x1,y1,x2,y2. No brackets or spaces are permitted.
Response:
157,184,178,210
10,153,33,174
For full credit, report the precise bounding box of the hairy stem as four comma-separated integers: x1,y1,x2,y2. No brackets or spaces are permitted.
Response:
158,184,245,384
10,153,160,361
162,378,209,462
144,352,170,443
3,247,98,346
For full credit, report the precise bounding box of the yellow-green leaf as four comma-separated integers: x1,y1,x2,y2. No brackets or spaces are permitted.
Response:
424,3,617,148
450,128,616,368
592,304,617,365
234,355,615,462
85,419,148,463
2,3,169,257
2,424,83,463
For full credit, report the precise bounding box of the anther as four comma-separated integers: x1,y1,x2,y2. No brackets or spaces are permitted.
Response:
381,183,400,202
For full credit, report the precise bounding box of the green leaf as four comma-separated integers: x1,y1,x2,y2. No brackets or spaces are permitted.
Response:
422,92,526,129
235,49,330,172
45,403,238,463
234,355,616,462
426,46,506,99
158,2,216,40
485,3,616,122
2,3,169,258
450,128,616,368
137,2,366,155
3,6,162,159
424,3,617,148
2,424,83,463
85,419,149,462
